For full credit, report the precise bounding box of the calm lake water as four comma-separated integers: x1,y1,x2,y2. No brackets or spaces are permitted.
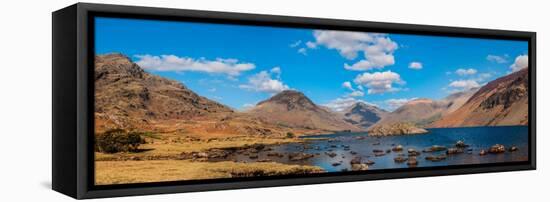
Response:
224,126,528,172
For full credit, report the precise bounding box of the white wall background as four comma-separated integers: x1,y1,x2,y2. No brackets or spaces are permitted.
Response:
0,0,547,201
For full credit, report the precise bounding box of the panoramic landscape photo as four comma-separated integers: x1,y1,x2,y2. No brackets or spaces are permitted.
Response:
93,17,529,185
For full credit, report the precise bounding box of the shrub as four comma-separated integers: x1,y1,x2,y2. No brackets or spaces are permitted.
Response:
95,129,145,153
286,132,295,138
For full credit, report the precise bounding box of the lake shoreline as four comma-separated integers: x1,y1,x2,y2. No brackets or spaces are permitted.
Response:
94,125,528,184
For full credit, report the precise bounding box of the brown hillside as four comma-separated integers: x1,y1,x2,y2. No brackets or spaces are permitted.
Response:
94,53,233,132
247,90,364,132
431,68,529,127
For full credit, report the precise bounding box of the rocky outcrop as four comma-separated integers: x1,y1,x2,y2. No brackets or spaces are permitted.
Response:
367,122,428,136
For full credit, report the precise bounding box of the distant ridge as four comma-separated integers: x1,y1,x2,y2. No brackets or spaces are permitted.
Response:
371,88,477,128
342,102,388,128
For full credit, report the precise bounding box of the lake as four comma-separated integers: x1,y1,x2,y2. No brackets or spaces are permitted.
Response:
221,126,528,172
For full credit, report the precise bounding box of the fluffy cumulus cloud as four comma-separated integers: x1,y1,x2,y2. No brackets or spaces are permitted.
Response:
239,68,290,94
448,79,480,91
486,54,508,64
342,81,354,91
385,98,417,111
308,30,398,71
455,68,477,76
134,54,255,77
408,62,423,70
510,55,528,72
353,71,404,94
342,81,365,97
305,41,317,49
348,90,365,97
322,97,376,112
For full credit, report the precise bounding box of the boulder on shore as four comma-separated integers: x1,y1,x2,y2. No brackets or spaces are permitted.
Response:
479,150,487,156
407,157,418,166
288,152,314,161
368,122,428,136
392,145,404,152
509,146,519,152
489,144,506,153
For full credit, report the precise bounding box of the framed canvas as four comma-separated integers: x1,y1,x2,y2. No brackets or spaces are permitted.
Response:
52,3,536,199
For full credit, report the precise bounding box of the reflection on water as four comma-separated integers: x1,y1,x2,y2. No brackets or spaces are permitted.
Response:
221,126,528,172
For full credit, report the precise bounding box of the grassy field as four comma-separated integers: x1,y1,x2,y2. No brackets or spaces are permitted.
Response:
95,160,323,185
94,133,321,185
95,133,303,160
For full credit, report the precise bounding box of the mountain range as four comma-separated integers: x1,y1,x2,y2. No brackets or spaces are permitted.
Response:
372,88,478,128
95,54,363,137
95,53,529,137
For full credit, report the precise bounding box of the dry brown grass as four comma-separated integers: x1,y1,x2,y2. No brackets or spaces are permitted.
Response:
95,134,302,161
95,160,323,185
94,133,321,185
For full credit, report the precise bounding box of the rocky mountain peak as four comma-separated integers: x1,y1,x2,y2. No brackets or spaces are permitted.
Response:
343,102,387,128
257,90,317,111
95,53,145,81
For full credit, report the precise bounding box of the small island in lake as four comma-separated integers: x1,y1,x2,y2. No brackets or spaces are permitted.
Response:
367,122,428,136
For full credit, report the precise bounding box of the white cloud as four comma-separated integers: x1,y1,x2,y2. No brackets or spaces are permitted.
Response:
306,41,317,49
487,54,508,64
344,56,395,71
510,55,528,72
348,91,365,97
239,69,290,94
289,40,302,48
270,66,281,78
241,103,255,111
297,48,307,55
354,71,404,94
476,72,492,82
386,98,417,110
342,81,354,91
408,62,423,70
134,54,255,77
455,68,477,76
448,79,480,91
322,97,376,112
309,30,398,71
342,81,365,97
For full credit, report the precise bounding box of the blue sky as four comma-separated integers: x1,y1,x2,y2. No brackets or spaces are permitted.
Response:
95,17,528,112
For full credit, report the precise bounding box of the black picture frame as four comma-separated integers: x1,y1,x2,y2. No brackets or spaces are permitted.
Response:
52,3,536,199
